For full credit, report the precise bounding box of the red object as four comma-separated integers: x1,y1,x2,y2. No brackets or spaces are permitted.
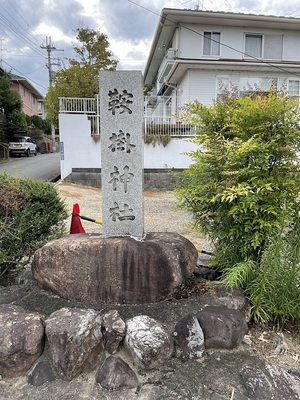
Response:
70,203,85,234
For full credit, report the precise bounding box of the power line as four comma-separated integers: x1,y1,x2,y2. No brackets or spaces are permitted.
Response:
2,59,48,92
128,0,300,80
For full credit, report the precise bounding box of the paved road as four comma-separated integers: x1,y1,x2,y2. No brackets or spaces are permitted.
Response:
0,152,61,182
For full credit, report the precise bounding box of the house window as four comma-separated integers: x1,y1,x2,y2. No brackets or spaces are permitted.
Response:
240,77,277,97
216,76,230,100
288,80,300,97
244,34,263,59
203,32,220,56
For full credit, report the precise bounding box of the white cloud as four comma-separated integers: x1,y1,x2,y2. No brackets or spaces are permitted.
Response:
1,0,299,96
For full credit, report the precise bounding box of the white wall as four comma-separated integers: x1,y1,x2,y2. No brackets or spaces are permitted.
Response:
59,113,198,180
178,23,300,61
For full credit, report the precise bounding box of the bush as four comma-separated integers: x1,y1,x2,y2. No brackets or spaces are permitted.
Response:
176,91,300,325
177,92,300,266
224,206,300,325
0,173,68,283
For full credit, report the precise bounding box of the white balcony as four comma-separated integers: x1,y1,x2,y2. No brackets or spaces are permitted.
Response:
59,96,196,138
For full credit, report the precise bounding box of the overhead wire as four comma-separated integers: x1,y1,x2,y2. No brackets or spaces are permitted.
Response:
0,0,55,94
2,60,48,93
128,0,300,80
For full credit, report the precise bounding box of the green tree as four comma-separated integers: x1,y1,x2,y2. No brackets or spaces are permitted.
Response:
45,28,118,126
30,115,51,135
0,71,22,115
176,91,300,324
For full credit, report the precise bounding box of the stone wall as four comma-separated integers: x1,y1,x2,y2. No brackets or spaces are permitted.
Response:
64,168,184,191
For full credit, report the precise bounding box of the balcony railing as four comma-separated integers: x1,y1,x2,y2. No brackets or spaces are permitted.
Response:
59,97,96,114
59,97,197,138
144,117,196,137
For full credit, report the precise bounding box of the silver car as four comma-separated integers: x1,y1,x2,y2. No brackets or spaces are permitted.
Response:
9,136,37,157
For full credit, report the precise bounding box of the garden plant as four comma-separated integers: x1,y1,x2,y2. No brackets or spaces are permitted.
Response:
176,90,300,325
0,173,68,284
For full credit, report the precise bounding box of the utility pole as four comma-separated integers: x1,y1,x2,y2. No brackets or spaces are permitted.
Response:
41,36,63,149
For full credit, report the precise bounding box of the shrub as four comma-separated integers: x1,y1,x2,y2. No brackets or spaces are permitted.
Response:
177,92,300,267
176,91,300,325
0,173,68,283
224,206,300,325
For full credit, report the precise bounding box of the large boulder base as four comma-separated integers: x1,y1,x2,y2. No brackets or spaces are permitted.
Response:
32,232,197,305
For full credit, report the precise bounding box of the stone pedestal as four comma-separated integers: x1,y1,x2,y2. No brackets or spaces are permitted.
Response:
32,232,198,305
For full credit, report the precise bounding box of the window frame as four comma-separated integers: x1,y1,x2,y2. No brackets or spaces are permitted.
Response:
287,79,300,98
203,31,221,57
244,33,263,60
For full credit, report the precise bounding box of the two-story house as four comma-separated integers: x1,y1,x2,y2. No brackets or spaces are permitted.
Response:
144,8,300,118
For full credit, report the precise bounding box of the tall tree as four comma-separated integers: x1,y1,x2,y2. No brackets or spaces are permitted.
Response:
45,28,118,126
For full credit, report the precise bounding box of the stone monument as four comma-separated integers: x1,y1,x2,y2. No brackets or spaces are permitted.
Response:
32,71,198,305
99,70,144,238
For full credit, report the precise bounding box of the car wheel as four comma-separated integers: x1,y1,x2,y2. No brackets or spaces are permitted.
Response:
34,150,37,156
26,148,30,157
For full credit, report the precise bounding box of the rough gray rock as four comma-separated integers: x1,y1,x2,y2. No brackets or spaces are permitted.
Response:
31,232,198,304
197,305,248,349
0,304,44,377
0,284,31,304
102,310,126,354
45,307,103,380
240,364,300,399
0,280,297,399
173,313,204,359
27,360,56,386
125,315,173,370
96,355,139,390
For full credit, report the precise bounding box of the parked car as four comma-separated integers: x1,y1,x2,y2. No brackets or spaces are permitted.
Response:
9,136,37,157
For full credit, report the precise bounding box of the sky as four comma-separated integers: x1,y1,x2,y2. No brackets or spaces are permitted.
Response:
0,0,300,97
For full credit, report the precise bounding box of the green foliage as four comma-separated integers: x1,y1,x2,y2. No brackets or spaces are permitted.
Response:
0,71,22,115
224,207,300,325
30,115,51,135
177,92,300,268
0,173,68,283
8,109,28,131
176,91,300,325
45,28,118,126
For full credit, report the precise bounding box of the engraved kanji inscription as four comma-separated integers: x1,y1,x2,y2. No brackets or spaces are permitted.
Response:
109,202,135,221
108,130,136,153
108,89,133,115
108,165,134,193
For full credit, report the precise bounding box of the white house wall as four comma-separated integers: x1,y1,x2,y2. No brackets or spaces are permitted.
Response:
176,69,291,109
59,113,198,180
144,138,198,169
59,114,102,180
177,23,300,61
